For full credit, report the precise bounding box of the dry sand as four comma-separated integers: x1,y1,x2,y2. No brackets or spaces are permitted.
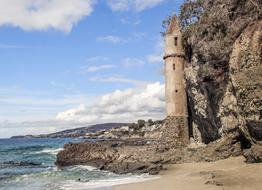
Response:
113,156,262,190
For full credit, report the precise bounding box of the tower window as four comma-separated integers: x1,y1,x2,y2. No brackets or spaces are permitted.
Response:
175,90,178,93
174,37,178,46
173,64,176,70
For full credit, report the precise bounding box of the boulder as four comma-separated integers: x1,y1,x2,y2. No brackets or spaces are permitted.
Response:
243,144,262,163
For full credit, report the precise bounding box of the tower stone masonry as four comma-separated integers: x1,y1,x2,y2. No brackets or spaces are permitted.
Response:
163,16,189,144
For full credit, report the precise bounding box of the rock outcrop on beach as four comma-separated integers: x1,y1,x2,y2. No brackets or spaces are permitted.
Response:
56,118,244,174
243,143,262,163
56,140,163,175
56,0,262,175
56,135,244,174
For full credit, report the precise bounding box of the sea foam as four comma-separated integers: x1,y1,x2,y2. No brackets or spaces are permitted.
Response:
35,148,64,155
59,175,158,190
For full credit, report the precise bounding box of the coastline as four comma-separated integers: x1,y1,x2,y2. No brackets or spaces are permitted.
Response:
113,156,262,190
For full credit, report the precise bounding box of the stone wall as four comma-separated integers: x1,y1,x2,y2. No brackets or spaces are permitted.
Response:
160,116,189,146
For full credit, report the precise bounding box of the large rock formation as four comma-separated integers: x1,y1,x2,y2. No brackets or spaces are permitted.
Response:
182,0,261,145
243,143,262,163
186,20,262,145
56,118,244,174
56,140,164,175
56,138,242,175
218,20,262,142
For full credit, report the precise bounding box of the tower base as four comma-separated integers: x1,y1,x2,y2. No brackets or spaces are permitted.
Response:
160,116,189,146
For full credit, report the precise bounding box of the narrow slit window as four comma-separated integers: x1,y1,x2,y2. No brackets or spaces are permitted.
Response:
173,64,176,70
174,37,178,46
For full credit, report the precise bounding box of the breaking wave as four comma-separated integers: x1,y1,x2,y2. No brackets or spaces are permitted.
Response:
0,138,157,190
59,175,158,190
35,148,64,155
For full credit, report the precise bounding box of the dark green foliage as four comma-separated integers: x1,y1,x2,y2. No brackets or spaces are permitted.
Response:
148,119,154,126
179,0,203,29
137,120,146,128
128,120,146,131
129,123,138,130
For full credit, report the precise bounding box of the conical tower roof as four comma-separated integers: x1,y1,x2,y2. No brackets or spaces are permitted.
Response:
166,16,180,35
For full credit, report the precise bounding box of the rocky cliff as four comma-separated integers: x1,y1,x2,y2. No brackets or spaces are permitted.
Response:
186,20,262,145
182,0,262,145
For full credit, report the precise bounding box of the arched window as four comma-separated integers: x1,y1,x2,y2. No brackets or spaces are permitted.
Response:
173,64,176,70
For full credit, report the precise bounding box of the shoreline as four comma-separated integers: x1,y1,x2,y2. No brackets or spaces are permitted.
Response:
113,156,262,190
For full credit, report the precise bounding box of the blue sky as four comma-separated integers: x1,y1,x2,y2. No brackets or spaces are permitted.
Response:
0,0,183,138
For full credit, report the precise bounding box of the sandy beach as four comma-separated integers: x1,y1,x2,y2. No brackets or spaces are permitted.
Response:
114,156,262,190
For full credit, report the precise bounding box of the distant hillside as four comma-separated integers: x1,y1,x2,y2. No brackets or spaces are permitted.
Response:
11,123,130,139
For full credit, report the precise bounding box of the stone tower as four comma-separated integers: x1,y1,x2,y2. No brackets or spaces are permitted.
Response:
163,16,189,144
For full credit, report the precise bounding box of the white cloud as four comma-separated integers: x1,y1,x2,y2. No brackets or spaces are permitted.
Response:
0,83,165,137
85,56,109,63
122,57,145,67
107,0,166,12
107,0,130,11
155,36,164,50
120,18,141,25
0,120,84,138
96,35,124,43
0,44,29,49
85,64,116,72
0,44,46,49
147,37,164,63
89,75,148,86
57,82,165,123
0,91,92,125
130,32,146,39
96,33,145,44
147,54,163,63
0,95,90,107
0,0,94,32
134,0,166,12
0,87,93,138
50,81,76,91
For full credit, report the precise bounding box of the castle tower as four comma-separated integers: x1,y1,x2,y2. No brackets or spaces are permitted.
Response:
163,16,189,144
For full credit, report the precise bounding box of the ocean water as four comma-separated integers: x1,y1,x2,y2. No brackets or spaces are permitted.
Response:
0,138,154,190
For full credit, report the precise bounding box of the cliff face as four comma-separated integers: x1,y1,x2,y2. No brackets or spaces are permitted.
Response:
184,15,261,144
178,0,262,144
218,21,262,142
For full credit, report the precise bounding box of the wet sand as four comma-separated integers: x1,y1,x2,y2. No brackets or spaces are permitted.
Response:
114,156,262,190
